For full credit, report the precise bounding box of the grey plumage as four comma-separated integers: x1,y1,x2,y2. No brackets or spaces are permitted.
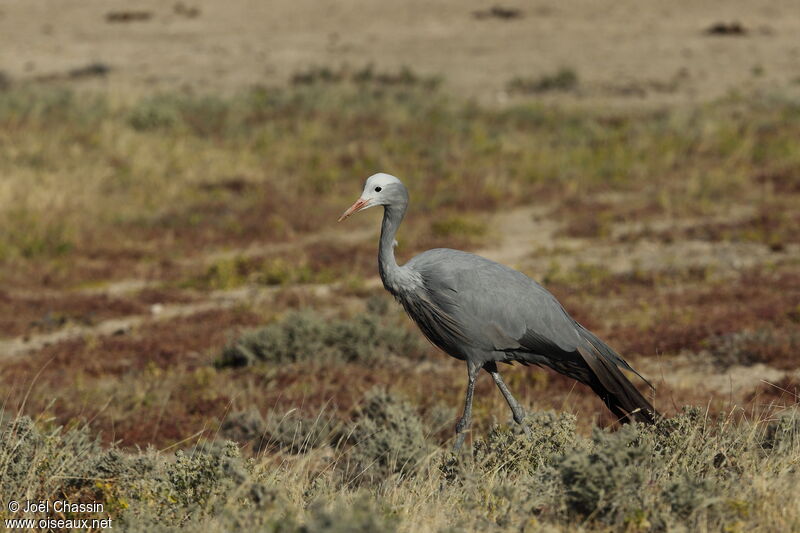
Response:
339,173,657,449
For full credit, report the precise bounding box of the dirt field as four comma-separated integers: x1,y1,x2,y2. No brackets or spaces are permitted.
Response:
2,0,800,105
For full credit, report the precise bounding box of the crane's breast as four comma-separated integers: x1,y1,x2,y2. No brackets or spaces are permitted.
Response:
395,287,473,361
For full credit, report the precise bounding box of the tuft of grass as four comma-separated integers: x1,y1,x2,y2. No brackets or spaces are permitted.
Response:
301,495,399,533
128,93,231,136
222,407,340,454
507,67,579,94
430,214,487,239
186,254,333,291
558,424,656,522
0,207,75,259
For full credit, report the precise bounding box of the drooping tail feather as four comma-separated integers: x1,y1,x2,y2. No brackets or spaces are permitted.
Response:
577,345,658,424
576,323,654,390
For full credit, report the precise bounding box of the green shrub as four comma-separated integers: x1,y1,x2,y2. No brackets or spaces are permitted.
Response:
265,410,340,454
166,441,246,507
552,408,760,529
119,439,291,530
0,207,75,259
291,63,440,90
216,311,425,367
558,424,654,522
127,93,234,136
0,87,106,127
707,328,800,368
301,495,399,533
430,214,487,239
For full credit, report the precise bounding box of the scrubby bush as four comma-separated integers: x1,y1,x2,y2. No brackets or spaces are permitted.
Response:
558,424,655,522
265,410,340,454
762,407,800,454
0,416,284,529
291,63,440,90
443,406,795,530
473,410,579,475
128,93,231,136
127,95,182,131
220,407,270,451
301,495,399,533
3,406,800,532
216,311,425,368
0,416,105,500
166,442,246,507
340,388,434,487
222,408,339,454
548,407,792,529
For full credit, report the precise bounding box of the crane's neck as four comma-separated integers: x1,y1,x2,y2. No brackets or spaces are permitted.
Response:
378,203,415,295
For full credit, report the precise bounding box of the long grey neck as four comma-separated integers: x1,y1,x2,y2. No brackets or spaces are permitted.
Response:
378,204,411,295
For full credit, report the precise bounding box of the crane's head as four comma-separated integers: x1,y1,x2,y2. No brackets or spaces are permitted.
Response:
338,173,406,222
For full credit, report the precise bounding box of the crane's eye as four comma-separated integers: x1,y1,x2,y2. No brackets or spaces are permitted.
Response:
374,186,382,192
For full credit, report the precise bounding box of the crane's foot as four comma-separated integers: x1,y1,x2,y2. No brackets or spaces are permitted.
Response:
511,411,533,439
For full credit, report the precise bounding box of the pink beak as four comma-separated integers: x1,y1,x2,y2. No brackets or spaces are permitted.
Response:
338,198,370,222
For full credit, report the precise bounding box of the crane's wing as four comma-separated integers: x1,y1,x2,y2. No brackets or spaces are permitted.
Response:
408,249,589,356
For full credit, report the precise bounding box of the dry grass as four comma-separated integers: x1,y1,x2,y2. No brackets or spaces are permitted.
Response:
2,81,800,530
2,85,800,289
2,403,800,532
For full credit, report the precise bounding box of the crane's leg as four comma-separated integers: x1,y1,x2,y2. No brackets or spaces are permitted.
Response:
453,362,480,451
485,362,532,438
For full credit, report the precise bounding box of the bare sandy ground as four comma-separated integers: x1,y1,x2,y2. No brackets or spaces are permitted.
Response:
1,0,799,105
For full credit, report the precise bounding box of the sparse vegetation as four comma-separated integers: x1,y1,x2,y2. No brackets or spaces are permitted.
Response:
507,68,579,94
340,388,435,487
2,42,800,531
430,214,488,240
0,83,799,294
291,64,442,90
708,327,800,369
3,404,799,531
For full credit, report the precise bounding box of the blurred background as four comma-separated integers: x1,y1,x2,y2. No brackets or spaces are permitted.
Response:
1,0,799,451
